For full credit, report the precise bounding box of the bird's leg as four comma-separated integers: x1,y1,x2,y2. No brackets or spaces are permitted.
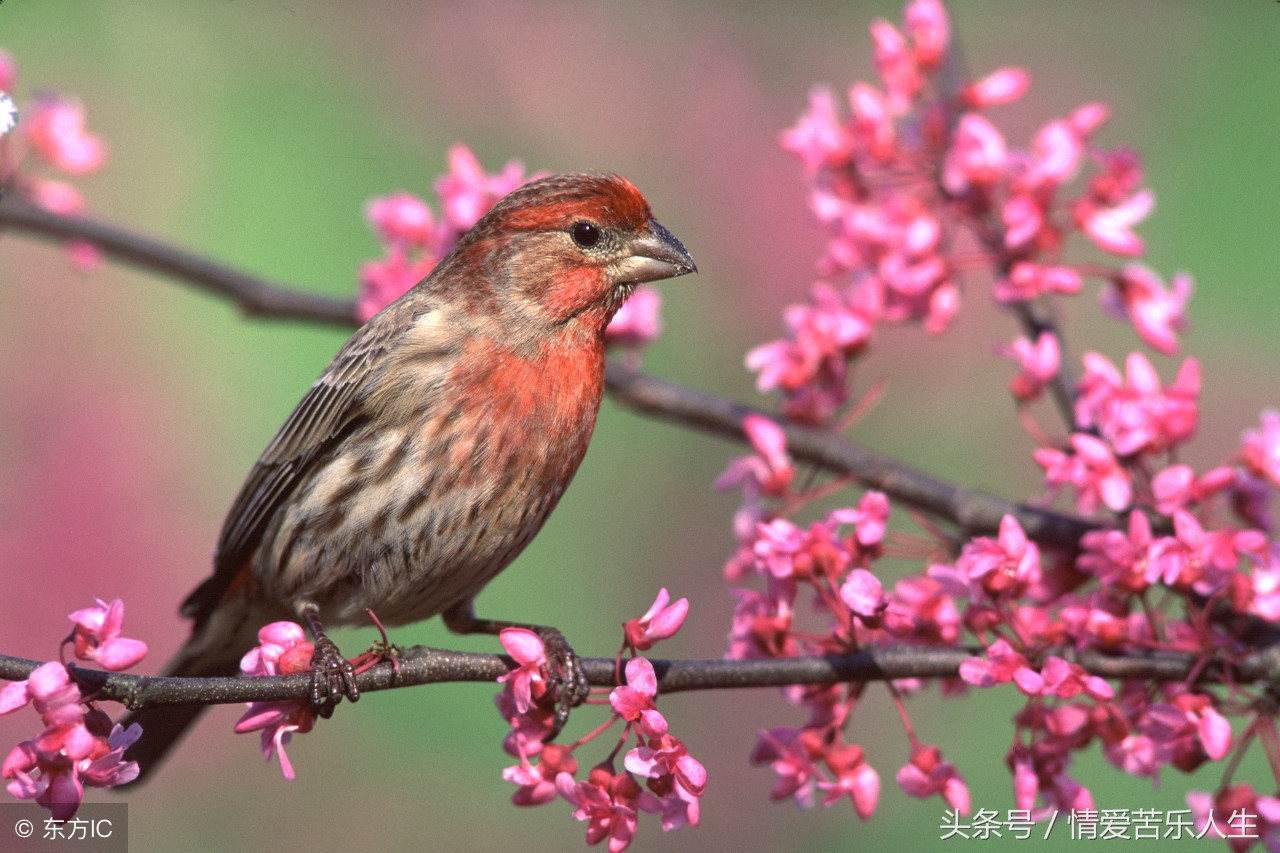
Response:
299,604,359,718
443,598,589,739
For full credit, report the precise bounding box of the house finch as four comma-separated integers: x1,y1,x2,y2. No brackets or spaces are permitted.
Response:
120,172,696,781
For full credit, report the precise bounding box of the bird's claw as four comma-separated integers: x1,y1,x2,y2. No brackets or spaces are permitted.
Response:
309,634,358,718
540,628,590,741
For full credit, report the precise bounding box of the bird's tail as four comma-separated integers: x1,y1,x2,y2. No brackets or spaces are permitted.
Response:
116,597,270,787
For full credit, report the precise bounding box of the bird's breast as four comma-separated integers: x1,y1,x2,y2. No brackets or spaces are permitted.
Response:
267,337,607,624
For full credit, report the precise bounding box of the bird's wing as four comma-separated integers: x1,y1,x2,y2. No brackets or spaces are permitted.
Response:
181,327,389,623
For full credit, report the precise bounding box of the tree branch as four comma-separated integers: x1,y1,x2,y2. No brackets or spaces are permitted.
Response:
2,643,1274,711
604,364,1097,548
0,196,355,326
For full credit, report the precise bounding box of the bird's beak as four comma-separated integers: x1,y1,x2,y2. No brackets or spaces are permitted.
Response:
611,219,697,285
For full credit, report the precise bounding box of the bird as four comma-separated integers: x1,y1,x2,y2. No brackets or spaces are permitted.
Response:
119,172,696,783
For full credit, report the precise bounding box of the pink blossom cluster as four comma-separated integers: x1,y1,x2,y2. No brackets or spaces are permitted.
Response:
757,0,1195,426
231,622,318,781
0,48,108,268
0,599,146,819
495,589,704,852
357,143,536,322
1032,350,1212,516
357,144,663,356
727,0,1280,843
719,414,970,816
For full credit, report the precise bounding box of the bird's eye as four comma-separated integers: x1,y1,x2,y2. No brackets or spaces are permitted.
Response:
570,221,601,248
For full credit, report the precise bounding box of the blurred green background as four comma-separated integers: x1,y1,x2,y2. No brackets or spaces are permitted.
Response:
1,1,1278,851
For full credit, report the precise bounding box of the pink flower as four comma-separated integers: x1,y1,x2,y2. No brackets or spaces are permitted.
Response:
610,658,668,740
716,415,795,499
942,114,1007,194
840,569,886,621
1107,691,1230,782
1172,694,1232,763
750,727,818,807
232,701,314,782
234,622,317,780
1034,433,1131,514
1188,784,1280,851
779,87,853,172
1144,509,1242,594
1025,118,1084,187
849,83,895,162
959,639,1043,695
605,286,662,351
1000,193,1044,249
833,490,891,548
4,740,81,820
1038,657,1113,701
23,96,107,175
1151,464,1233,514
357,144,544,322
1078,510,1154,592
996,332,1060,402
25,177,84,215
557,765,658,853
238,622,312,677
870,19,919,112
23,172,104,276
365,191,437,250
897,745,969,813
1102,264,1192,354
724,587,796,660
623,588,689,652
947,515,1042,601
751,518,807,580
1075,351,1199,456
67,598,148,671
77,723,142,789
495,686,556,762
1070,102,1111,137
745,282,877,424
1247,545,1280,621
993,262,1081,303
624,733,706,830
750,507,867,584
1242,410,1280,488
888,577,960,645
817,744,880,818
356,249,438,323
1,662,141,820
624,736,707,800
0,662,85,725
434,142,536,237
1078,188,1152,256
904,0,950,69
963,67,1029,108
502,743,576,807
497,628,549,715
